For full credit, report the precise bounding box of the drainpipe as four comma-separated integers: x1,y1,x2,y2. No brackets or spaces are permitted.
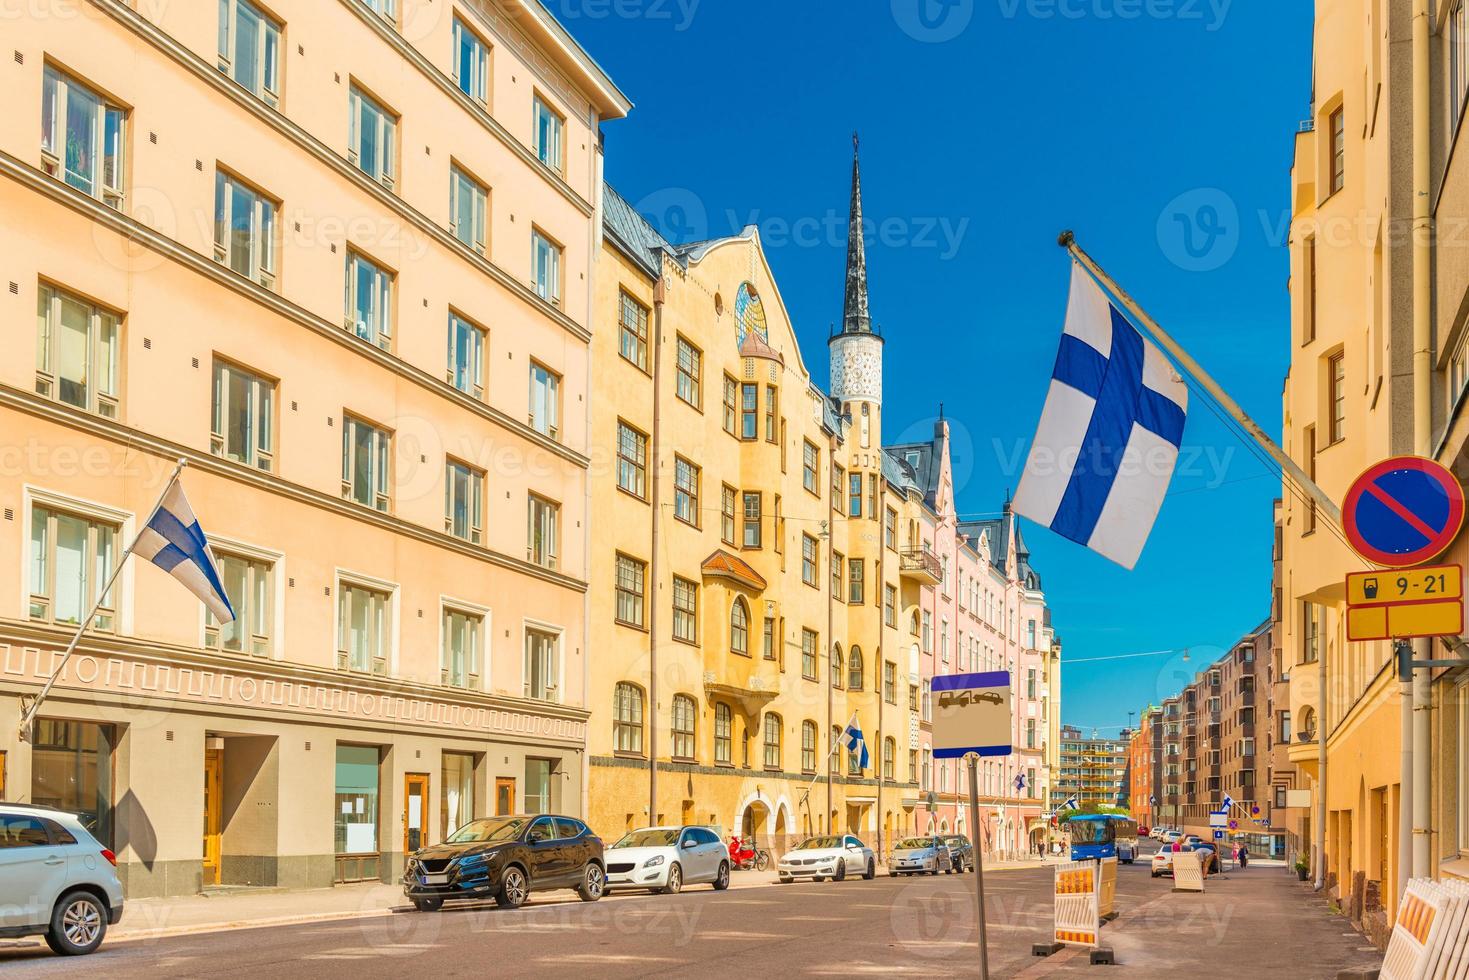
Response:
648,274,667,826
1317,637,1327,890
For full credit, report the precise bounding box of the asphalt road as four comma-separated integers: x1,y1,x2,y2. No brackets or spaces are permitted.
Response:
0,844,1383,978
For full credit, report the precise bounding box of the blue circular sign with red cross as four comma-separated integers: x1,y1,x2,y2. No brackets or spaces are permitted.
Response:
1342,456,1466,568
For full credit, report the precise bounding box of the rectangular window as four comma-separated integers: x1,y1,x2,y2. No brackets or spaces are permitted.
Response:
742,492,762,548
614,554,646,628
765,386,778,442
720,485,737,545
442,752,476,838
1027,668,1037,700
528,361,561,440
1329,352,1345,444
868,474,878,521
337,580,390,673
884,584,897,627
832,465,843,513
444,459,484,543
442,606,482,688
801,628,818,680
345,251,393,350
1329,105,1345,194
616,421,648,499
885,507,898,550
41,66,127,208
214,170,277,288
802,534,818,587
1303,235,1317,345
449,165,488,254
762,617,776,661
722,375,738,436
524,628,559,701
1301,601,1320,664
341,414,391,511
884,661,897,705
211,360,275,472
358,0,397,23
802,724,817,773
715,706,732,765
218,0,282,106
348,84,396,189
674,457,700,526
533,95,564,173
803,441,820,495
35,283,121,419
524,758,553,813
619,291,649,370
1304,425,1318,533
740,384,758,440
28,505,119,631
673,576,697,643
527,495,559,570
532,229,562,305
447,312,486,399
205,550,272,655
848,558,864,604
31,720,115,848
451,15,489,104
675,336,702,407
849,472,862,518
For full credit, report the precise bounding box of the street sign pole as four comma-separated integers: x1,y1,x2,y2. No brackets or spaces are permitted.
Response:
967,753,990,980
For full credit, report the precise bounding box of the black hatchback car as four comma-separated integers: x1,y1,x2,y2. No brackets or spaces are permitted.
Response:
403,814,605,911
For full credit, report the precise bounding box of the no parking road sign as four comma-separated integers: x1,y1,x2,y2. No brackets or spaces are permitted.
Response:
1343,457,1465,568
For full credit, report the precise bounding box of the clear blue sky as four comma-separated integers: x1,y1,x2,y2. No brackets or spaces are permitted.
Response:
563,0,1312,729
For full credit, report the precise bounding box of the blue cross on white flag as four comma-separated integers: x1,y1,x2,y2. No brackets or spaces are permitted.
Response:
840,712,870,771
1014,772,1026,793
1061,795,1079,811
1222,792,1236,811
1014,264,1189,569
134,478,235,623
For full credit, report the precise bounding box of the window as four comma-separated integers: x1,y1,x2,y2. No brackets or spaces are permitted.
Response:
1300,601,1320,664
847,731,862,775
675,336,702,407
1328,352,1345,444
884,584,897,627
1279,710,1292,743
832,551,844,598
534,95,564,173
884,661,897,705
922,610,933,653
673,576,698,643
801,628,818,680
345,251,393,350
883,738,896,781
742,492,762,548
831,645,844,690
849,472,863,518
801,534,819,586
214,171,277,288
358,0,397,23
449,165,488,253
849,558,865,604
527,494,559,569
338,580,390,673
765,386,778,442
41,66,126,208
35,283,121,418
448,312,486,399
803,441,820,495
29,505,119,630
1026,718,1037,749
1304,425,1318,533
209,360,275,472
348,85,396,189
206,550,272,655
616,422,648,499
730,598,750,656
674,457,700,526
740,384,758,440
618,291,649,370
1027,668,1037,700
832,465,843,512
1302,235,1317,345
441,606,482,688
528,361,560,440
922,680,932,721
763,713,782,770
444,460,484,543
532,229,562,305
524,627,559,701
763,617,776,661
885,507,898,550
341,414,391,511
615,554,646,628
714,703,733,764
218,0,282,105
722,375,738,436
613,682,644,754
524,759,553,814
848,646,864,691
452,16,489,103
442,752,475,838
672,695,696,760
1329,105,1345,194
721,486,737,545
802,721,818,773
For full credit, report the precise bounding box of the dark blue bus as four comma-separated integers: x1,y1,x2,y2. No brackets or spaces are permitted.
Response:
1067,815,1139,863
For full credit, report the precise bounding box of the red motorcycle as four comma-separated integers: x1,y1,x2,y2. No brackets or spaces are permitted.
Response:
728,835,771,871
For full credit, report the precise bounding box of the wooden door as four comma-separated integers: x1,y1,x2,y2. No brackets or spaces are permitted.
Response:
494,777,515,815
203,748,223,886
403,774,429,853
0,750,7,799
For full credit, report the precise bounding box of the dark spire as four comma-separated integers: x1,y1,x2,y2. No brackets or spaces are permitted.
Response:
841,132,873,335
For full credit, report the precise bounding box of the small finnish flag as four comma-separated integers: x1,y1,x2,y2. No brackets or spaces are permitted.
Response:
1222,792,1236,811
840,712,870,771
1014,772,1026,793
134,479,235,623
1015,264,1188,569
1061,795,1079,811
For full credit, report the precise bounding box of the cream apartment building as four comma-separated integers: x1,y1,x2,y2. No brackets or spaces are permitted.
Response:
0,0,628,897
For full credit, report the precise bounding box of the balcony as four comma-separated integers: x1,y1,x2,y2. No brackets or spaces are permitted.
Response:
900,547,942,586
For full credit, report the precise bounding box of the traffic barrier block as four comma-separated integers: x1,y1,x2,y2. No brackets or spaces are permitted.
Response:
1380,877,1469,980
1097,856,1118,918
1171,853,1205,893
1053,859,1100,949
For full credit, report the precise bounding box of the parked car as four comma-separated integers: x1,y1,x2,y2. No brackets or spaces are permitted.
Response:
1161,830,1183,844
777,834,876,883
1150,843,1220,878
0,803,124,956
940,834,974,873
1137,825,1151,837
403,814,604,911
888,836,953,876
604,826,730,894
1183,835,1203,849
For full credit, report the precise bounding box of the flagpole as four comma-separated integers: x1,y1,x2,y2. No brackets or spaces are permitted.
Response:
1057,231,1343,526
17,458,188,741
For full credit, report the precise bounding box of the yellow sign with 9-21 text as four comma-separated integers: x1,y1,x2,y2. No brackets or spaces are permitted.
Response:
1346,564,1464,642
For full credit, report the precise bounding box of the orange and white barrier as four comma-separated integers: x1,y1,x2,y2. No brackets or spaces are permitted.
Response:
1053,859,1101,948
1381,878,1469,980
1097,856,1118,918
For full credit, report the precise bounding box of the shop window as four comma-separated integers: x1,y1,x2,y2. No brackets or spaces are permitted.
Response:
30,720,114,848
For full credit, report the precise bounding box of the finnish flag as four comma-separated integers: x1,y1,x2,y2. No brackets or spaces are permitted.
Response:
1061,795,1079,811
134,479,235,623
1015,264,1188,569
840,712,870,771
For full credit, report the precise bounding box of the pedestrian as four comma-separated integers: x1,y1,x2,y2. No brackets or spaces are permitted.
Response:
1238,842,1249,869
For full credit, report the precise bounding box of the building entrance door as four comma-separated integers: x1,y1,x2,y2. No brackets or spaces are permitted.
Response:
495,777,515,815
203,748,223,886
403,774,429,853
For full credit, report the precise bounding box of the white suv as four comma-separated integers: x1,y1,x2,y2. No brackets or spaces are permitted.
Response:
0,803,125,955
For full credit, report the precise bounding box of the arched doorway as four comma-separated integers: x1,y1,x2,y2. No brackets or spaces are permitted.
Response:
740,799,771,844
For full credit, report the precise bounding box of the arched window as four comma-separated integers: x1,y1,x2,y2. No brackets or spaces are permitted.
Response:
848,645,864,690
831,643,844,689
614,682,644,754
671,694,697,761
882,737,896,781
714,702,732,764
832,726,843,772
801,721,817,773
1299,705,1318,741
763,712,782,770
909,611,920,636
730,598,750,656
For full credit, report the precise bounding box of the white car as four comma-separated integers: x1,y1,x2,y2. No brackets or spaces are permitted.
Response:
0,803,124,955
777,834,876,883
888,836,953,876
604,826,730,894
